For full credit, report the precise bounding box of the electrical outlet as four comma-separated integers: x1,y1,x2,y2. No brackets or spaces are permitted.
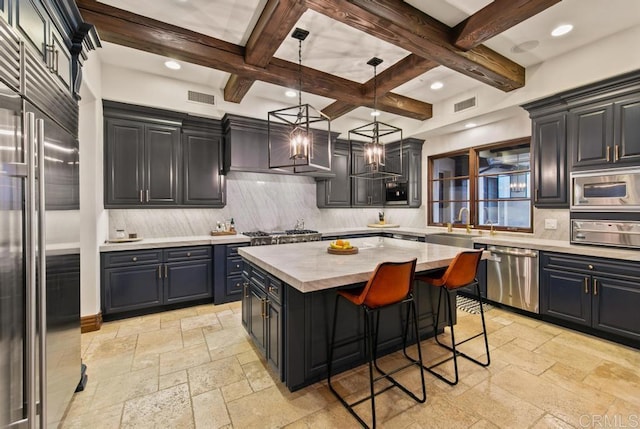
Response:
544,219,558,230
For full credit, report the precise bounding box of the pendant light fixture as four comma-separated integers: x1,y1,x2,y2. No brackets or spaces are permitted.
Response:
268,28,331,172
350,57,402,180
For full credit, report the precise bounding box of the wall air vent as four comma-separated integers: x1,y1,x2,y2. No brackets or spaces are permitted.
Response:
187,90,216,105
454,96,477,113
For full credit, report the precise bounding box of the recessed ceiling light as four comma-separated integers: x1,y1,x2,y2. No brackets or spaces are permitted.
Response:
285,89,297,98
465,122,477,128
164,60,181,70
430,81,444,90
370,110,381,117
551,24,573,37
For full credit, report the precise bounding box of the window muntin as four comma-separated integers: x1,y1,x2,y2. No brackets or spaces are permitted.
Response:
429,139,532,232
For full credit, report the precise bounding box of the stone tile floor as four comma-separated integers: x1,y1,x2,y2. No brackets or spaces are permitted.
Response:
60,302,640,428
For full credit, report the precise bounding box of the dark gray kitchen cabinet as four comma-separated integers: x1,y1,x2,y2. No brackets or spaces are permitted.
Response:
104,117,180,207
351,144,384,207
569,101,613,170
182,119,225,207
223,114,270,173
613,94,640,165
316,140,350,207
386,139,423,208
0,0,10,23
532,111,568,207
541,252,640,343
101,246,213,316
213,243,249,304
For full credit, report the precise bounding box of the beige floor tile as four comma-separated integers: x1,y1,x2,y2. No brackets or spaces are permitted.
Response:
404,393,481,429
220,379,254,402
84,352,135,383
187,356,246,396
182,327,206,347
159,342,211,375
284,402,365,429
121,383,194,428
495,322,555,348
192,388,231,429
160,318,181,329
492,366,613,427
91,366,159,410
159,369,188,390
131,351,159,372
242,359,277,392
116,317,161,337
530,414,575,429
604,398,640,425
204,326,250,352
551,331,640,371
83,334,138,361
180,312,221,331
490,342,556,375
469,419,501,429
159,307,200,322
135,326,183,355
195,303,229,315
534,338,603,373
209,340,254,362
217,310,242,329
59,403,123,429
583,360,640,406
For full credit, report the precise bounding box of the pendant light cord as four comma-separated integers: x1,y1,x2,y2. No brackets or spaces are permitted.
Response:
373,64,377,123
297,38,303,123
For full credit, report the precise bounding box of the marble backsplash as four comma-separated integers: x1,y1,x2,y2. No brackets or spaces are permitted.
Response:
108,172,427,238
108,171,568,240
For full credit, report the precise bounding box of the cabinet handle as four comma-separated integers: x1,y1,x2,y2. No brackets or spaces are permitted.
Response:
614,144,620,162
264,300,270,319
261,299,265,318
593,279,598,296
53,49,59,73
268,286,273,293
158,265,162,279
45,44,55,71
146,189,150,202
186,252,191,257
164,264,168,278
243,282,249,298
584,277,589,294
132,256,137,262
235,264,240,269
606,146,611,162
535,188,539,202
588,264,594,270
139,190,143,203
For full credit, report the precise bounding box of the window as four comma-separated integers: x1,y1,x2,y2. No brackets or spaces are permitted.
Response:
428,138,532,232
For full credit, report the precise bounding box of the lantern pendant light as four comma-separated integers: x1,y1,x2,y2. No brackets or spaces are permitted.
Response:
267,28,331,172
350,57,403,180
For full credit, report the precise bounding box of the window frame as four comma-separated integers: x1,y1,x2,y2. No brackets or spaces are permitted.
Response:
428,137,533,233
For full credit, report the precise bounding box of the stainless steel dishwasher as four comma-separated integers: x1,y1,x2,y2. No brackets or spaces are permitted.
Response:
486,245,539,313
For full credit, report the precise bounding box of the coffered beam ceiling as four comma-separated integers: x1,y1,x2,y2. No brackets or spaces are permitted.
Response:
453,0,562,50
77,0,561,120
76,0,432,120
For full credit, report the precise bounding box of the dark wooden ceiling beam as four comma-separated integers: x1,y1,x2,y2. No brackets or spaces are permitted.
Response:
77,0,432,119
224,0,307,103
305,0,525,92
323,54,437,120
453,0,562,50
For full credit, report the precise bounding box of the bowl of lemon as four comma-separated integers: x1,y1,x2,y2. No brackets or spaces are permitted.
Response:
327,239,359,255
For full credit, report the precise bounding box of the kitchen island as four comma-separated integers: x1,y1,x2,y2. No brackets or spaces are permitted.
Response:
238,236,476,391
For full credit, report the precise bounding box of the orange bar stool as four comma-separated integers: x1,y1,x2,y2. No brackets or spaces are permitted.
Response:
414,250,490,385
327,258,426,429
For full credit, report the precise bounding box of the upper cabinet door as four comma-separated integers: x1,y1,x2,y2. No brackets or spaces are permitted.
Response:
145,124,180,205
105,118,145,206
49,23,72,91
613,94,640,166
569,102,614,170
533,112,567,207
16,0,47,58
182,130,225,207
0,0,11,24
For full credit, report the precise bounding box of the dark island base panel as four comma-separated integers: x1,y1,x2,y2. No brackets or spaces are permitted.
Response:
102,298,213,322
282,279,449,392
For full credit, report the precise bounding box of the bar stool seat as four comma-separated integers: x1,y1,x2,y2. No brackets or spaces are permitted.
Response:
415,250,490,385
327,258,426,429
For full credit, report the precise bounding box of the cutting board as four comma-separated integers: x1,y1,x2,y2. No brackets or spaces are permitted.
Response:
367,223,400,228
327,246,359,255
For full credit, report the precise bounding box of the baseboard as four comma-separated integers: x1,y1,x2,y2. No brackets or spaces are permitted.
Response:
80,313,102,333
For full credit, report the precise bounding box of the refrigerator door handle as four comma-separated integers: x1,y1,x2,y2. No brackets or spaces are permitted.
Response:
25,112,38,429
36,117,47,429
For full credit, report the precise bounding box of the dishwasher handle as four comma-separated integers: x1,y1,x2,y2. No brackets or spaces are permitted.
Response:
488,248,538,258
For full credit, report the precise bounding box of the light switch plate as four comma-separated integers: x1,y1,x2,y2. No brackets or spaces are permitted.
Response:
544,219,558,230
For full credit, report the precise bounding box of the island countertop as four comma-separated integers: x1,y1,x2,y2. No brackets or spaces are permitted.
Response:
238,236,475,293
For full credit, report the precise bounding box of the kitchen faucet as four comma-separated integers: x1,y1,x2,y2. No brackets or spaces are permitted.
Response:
487,219,496,236
458,207,473,234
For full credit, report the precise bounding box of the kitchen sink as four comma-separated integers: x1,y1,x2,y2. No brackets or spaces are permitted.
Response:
425,232,475,249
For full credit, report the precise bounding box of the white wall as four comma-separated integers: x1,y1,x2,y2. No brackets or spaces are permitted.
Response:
79,50,107,318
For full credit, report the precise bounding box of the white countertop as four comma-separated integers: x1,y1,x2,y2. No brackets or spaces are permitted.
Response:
239,236,475,293
47,242,80,256
97,226,640,261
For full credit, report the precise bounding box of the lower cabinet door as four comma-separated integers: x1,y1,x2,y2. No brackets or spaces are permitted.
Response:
592,275,640,341
104,265,163,313
541,268,591,326
165,260,213,304
249,286,266,354
266,300,281,374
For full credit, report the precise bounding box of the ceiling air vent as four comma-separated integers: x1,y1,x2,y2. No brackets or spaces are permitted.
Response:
187,90,216,105
454,96,477,113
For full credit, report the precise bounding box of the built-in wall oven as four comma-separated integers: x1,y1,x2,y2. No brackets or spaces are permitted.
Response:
385,181,408,205
570,168,640,249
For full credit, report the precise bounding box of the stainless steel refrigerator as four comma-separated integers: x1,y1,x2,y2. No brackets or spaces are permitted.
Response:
1,80,81,428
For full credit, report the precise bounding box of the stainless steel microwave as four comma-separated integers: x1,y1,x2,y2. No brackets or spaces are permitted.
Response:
385,181,408,205
571,168,640,211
